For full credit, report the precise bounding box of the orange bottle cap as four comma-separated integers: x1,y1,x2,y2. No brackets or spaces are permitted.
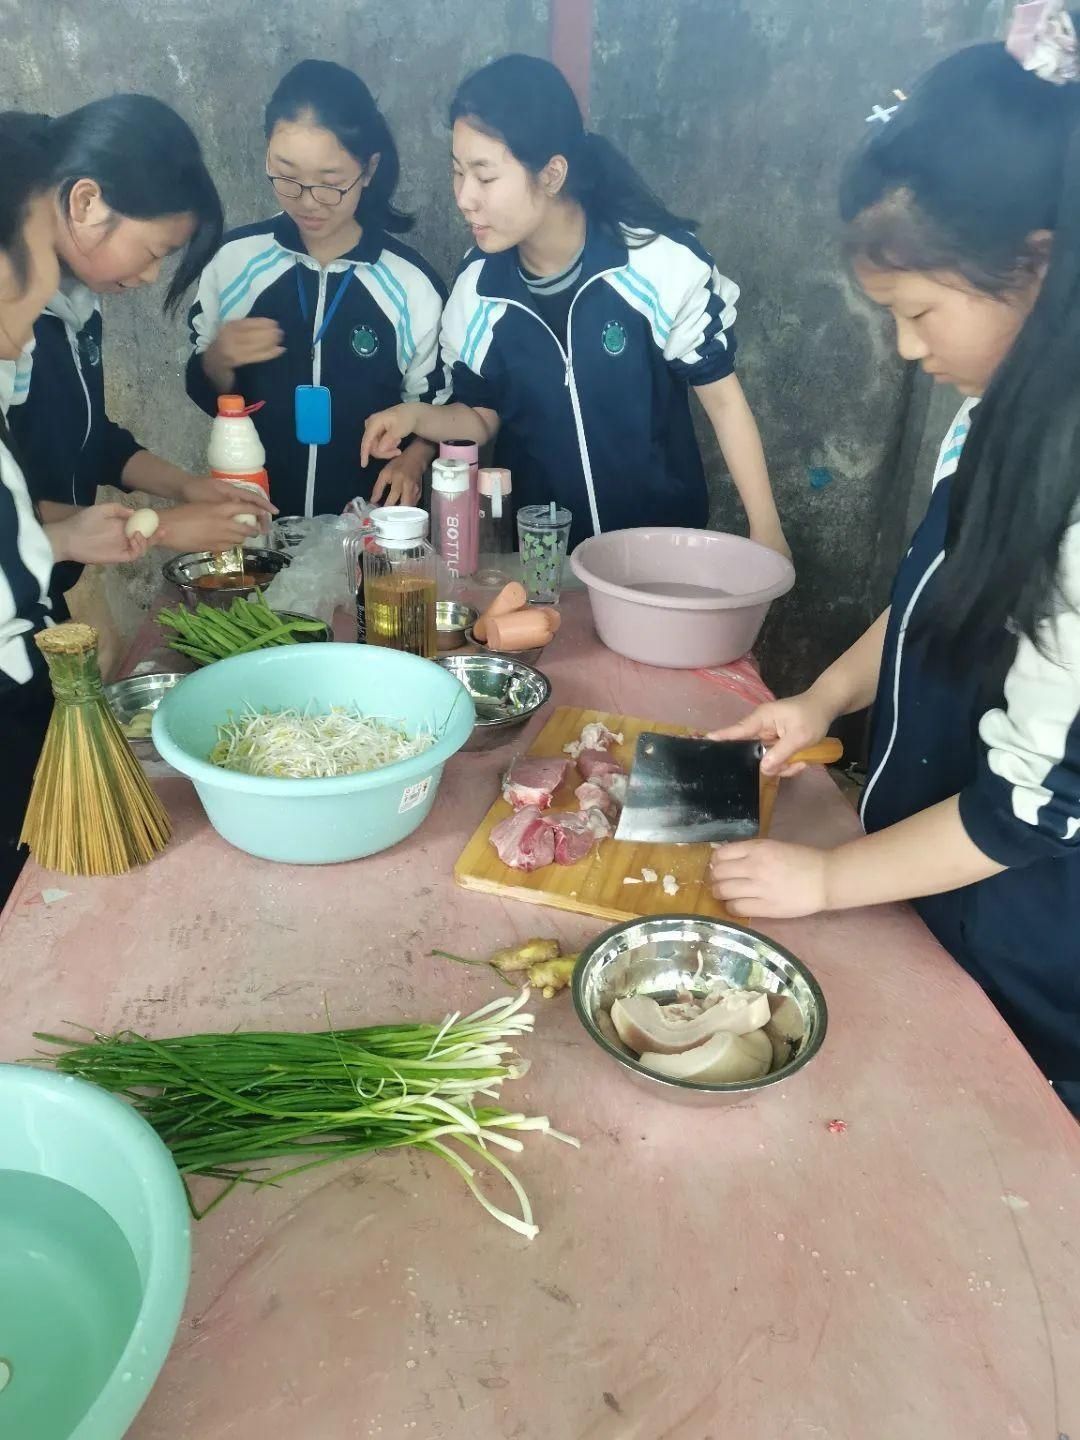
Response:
217,394,265,417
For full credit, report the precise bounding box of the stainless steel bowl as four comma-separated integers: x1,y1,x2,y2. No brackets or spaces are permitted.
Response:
464,623,547,667
573,915,827,1106
436,601,479,652
104,672,187,762
435,653,552,752
162,550,291,609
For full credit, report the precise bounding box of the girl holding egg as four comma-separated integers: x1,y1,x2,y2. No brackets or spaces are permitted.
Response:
0,113,153,902
709,8,1080,1114
187,60,449,518
362,54,787,557
1,96,272,622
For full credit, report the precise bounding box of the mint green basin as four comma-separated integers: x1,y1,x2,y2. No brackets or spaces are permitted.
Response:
152,642,475,864
0,1064,190,1440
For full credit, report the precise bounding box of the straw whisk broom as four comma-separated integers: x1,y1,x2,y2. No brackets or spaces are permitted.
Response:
20,623,171,875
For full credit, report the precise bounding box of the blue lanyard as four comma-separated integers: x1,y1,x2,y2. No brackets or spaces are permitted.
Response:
295,263,355,353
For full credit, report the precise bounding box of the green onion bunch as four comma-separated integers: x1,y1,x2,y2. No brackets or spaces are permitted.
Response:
37,992,574,1239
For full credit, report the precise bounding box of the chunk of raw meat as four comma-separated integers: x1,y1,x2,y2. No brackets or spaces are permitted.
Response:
490,806,556,871
575,780,619,821
546,810,604,864
576,748,625,781
597,772,628,806
502,755,569,810
564,722,623,759
583,807,613,839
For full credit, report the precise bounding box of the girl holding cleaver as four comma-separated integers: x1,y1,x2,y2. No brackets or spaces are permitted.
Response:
710,12,1080,1115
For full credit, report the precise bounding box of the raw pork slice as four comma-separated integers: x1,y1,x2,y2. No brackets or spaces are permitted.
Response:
597,772,628,806
502,755,569,810
576,748,625,781
575,780,620,821
490,805,557,871
546,810,606,865
564,721,623,760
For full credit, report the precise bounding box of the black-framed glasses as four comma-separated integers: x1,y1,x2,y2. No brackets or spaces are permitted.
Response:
266,171,362,208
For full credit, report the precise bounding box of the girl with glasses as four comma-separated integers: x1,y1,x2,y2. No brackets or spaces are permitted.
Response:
187,60,449,516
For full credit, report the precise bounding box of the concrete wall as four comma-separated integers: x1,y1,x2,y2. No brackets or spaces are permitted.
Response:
1,0,993,691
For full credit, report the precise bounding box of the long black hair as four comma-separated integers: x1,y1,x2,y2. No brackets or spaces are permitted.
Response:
47,95,223,315
265,60,413,235
0,111,54,290
450,54,696,244
841,32,1080,661
0,112,55,453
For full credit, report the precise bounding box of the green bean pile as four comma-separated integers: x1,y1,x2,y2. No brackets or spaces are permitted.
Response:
158,590,326,665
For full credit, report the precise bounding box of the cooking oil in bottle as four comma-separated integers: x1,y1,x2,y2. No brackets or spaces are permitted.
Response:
363,507,438,658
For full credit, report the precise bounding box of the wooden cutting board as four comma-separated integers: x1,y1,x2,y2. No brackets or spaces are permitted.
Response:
454,706,742,923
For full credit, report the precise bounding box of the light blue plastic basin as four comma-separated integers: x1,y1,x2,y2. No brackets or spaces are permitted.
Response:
152,643,475,864
0,1064,190,1440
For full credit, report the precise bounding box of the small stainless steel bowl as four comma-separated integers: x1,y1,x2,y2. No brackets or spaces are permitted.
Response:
104,672,187,762
435,653,552,752
573,915,827,1106
162,550,291,610
436,601,479,652
464,623,547,667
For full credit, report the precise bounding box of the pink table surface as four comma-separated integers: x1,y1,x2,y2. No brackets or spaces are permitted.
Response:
2,594,1078,1440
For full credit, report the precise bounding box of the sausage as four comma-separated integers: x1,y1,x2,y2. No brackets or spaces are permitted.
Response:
485,609,553,651
474,581,527,643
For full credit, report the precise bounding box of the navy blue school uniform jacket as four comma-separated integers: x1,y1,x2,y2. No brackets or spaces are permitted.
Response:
1,284,144,612
861,400,1080,1106
186,215,449,517
439,225,740,551
0,430,55,898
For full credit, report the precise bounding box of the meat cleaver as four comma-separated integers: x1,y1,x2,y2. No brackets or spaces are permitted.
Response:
613,733,844,844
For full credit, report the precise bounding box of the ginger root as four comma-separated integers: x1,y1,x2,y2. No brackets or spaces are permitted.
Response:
526,956,577,999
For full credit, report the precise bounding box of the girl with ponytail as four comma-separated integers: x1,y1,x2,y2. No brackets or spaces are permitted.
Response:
709,3,1080,1114
0,96,261,622
188,60,449,515
362,54,787,555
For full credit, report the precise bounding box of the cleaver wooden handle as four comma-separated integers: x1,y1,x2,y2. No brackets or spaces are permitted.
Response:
787,737,844,767
758,736,844,839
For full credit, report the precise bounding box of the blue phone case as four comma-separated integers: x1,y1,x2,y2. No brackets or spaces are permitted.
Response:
295,385,332,445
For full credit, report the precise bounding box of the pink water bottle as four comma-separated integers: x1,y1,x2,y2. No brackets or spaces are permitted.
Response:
431,457,478,579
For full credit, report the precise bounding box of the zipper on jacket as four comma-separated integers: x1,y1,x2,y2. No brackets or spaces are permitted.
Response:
66,328,93,507
494,267,620,538
302,265,329,518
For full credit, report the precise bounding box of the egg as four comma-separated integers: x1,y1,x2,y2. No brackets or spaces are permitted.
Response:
124,508,160,540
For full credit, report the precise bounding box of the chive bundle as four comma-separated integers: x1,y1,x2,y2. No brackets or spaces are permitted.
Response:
158,591,327,665
36,992,575,1239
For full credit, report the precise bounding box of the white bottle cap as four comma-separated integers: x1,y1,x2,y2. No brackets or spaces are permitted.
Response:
431,458,470,496
371,505,429,545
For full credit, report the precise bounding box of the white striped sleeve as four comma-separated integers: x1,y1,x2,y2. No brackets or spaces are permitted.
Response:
960,519,1080,864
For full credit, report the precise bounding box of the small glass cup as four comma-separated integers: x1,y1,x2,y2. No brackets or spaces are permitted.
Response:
517,504,572,605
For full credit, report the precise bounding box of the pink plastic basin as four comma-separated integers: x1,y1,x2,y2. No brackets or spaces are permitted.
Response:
570,528,795,669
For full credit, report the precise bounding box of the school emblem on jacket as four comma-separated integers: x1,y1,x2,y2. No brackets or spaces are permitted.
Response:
601,320,627,356
350,324,379,359
82,335,101,367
